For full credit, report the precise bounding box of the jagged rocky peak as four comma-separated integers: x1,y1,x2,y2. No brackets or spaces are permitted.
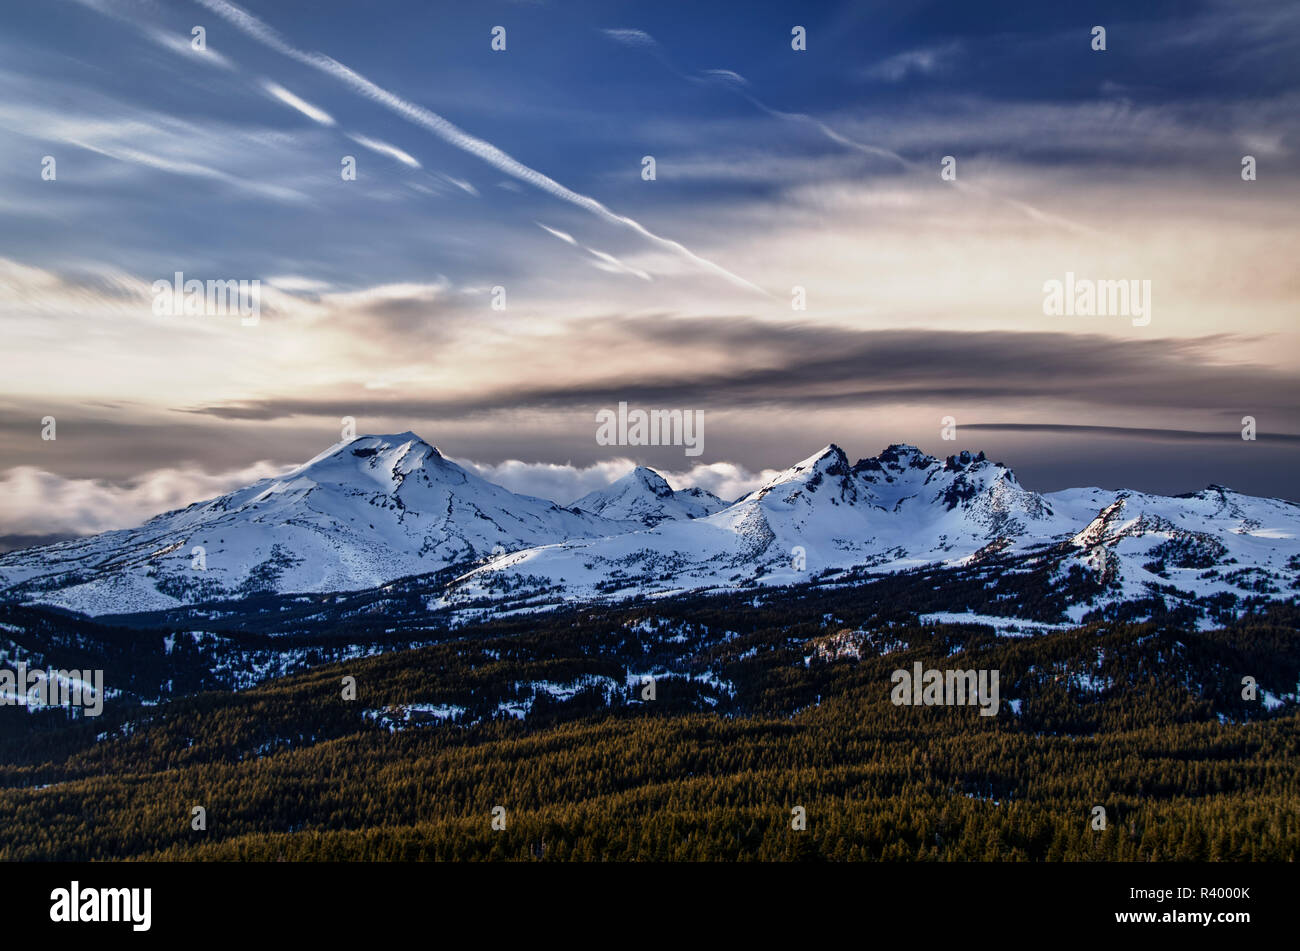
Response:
851,444,1005,475
852,443,936,478
842,443,1031,515
944,449,986,469
748,444,856,503
879,442,931,464
856,443,1014,481
791,443,852,476
945,449,1019,486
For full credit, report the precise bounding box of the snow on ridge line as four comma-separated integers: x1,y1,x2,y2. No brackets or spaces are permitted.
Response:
1,433,1296,619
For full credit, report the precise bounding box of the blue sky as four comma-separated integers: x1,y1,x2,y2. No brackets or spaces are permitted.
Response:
5,0,1295,288
1,0,1297,539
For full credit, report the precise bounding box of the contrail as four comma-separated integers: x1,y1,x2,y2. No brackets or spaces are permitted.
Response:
603,28,908,169
603,28,1097,236
742,91,1096,235
537,222,653,281
193,0,769,295
262,80,335,126
347,133,421,169
739,93,911,168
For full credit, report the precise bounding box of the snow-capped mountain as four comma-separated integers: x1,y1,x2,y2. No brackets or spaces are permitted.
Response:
1,435,1296,622
445,444,1069,605
572,465,727,526
0,433,614,615
443,444,1300,621
1046,483,1300,621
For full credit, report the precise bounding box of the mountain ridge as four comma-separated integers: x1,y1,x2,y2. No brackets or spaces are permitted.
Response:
571,465,727,526
1,433,1296,622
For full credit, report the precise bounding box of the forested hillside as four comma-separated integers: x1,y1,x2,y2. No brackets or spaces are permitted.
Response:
1,590,1296,861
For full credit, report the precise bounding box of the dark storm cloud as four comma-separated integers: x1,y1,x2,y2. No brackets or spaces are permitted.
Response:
0,404,320,482
180,318,1299,426
964,423,1300,443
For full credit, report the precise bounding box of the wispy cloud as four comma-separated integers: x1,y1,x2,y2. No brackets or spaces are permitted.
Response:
0,69,310,204
67,135,307,202
261,80,336,126
602,27,1095,235
860,42,962,83
346,132,420,168
142,25,236,70
195,0,767,294
536,222,651,281
600,28,657,49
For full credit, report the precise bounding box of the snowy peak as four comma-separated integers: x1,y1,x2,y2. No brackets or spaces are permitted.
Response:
4,433,1298,624
291,432,456,488
628,466,674,498
573,465,726,526
791,443,852,476
747,444,855,504
446,440,1073,610
854,442,931,470
292,431,438,471
850,444,1005,482
943,448,998,476
0,432,618,615
848,444,1029,515
678,486,728,508
444,438,1300,618
1070,495,1131,548
175,432,476,528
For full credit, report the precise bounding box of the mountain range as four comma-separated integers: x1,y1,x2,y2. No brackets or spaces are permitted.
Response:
572,465,727,525
1,432,1296,623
